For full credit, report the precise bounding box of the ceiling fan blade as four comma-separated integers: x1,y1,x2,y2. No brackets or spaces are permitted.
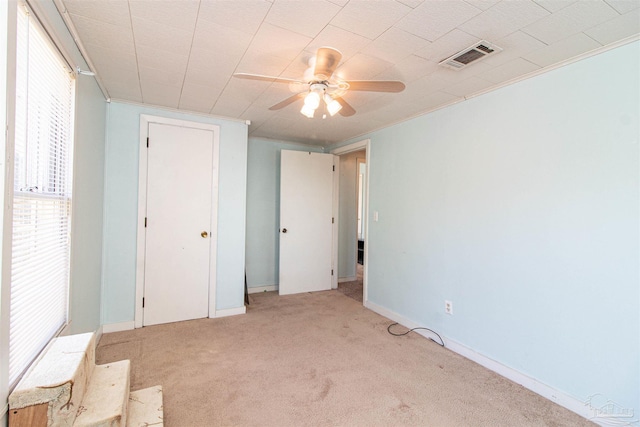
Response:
269,93,304,111
336,97,356,117
314,47,342,80
347,80,406,93
233,73,305,85
288,81,309,94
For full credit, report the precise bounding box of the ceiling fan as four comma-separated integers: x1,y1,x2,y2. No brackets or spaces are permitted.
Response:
233,47,405,118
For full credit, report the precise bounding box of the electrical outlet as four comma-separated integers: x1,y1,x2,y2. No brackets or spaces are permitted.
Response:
445,300,453,315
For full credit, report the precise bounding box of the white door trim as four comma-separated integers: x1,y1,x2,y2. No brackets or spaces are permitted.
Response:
331,139,369,155
332,155,339,290
135,114,220,328
330,139,370,304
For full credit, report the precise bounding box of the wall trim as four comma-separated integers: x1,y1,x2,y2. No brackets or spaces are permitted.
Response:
247,285,278,294
364,300,599,425
338,276,357,283
110,99,248,125
443,339,596,423
331,138,369,155
102,321,135,334
331,155,339,290
249,136,324,150
214,306,246,318
59,322,72,337
331,139,370,303
95,325,104,346
102,309,248,331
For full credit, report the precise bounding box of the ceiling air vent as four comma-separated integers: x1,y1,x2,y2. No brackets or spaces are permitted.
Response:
439,41,502,70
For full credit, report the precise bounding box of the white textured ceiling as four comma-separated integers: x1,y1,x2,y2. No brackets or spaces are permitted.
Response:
60,0,640,146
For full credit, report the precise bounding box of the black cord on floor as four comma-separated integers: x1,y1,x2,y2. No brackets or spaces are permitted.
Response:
387,323,445,347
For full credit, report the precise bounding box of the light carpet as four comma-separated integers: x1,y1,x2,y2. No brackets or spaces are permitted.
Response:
96,290,594,427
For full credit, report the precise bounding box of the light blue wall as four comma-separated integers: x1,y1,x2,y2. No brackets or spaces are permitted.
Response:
333,41,639,415
245,138,323,288
69,74,107,334
103,103,248,323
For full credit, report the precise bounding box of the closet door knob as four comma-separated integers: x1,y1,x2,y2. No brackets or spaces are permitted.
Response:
201,231,208,238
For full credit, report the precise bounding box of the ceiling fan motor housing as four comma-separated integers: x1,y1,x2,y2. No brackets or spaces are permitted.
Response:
310,82,328,92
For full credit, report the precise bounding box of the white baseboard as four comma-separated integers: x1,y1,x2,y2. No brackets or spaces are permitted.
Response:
247,285,278,294
364,300,600,425
59,322,72,336
214,306,246,318
102,321,135,333
95,325,104,346
103,307,246,331
443,339,597,422
338,275,357,283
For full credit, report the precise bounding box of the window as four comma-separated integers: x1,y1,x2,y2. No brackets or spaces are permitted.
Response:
9,3,75,386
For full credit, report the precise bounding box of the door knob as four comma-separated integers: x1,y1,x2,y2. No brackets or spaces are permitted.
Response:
201,231,208,238
282,228,287,233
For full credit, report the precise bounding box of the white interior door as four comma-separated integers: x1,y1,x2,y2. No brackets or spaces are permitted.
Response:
143,122,214,326
279,151,335,295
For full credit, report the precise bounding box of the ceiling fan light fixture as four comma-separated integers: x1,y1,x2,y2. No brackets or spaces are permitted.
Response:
324,94,342,116
304,91,320,109
300,103,315,118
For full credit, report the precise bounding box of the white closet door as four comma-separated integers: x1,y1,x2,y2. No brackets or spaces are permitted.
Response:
143,122,213,326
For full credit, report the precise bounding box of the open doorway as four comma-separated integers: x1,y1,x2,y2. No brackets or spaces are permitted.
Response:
331,139,370,304
356,156,366,264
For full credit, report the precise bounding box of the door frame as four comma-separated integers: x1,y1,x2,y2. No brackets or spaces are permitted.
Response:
135,115,220,328
331,139,370,304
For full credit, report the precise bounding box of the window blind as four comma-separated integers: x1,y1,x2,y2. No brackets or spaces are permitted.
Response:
9,3,75,386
